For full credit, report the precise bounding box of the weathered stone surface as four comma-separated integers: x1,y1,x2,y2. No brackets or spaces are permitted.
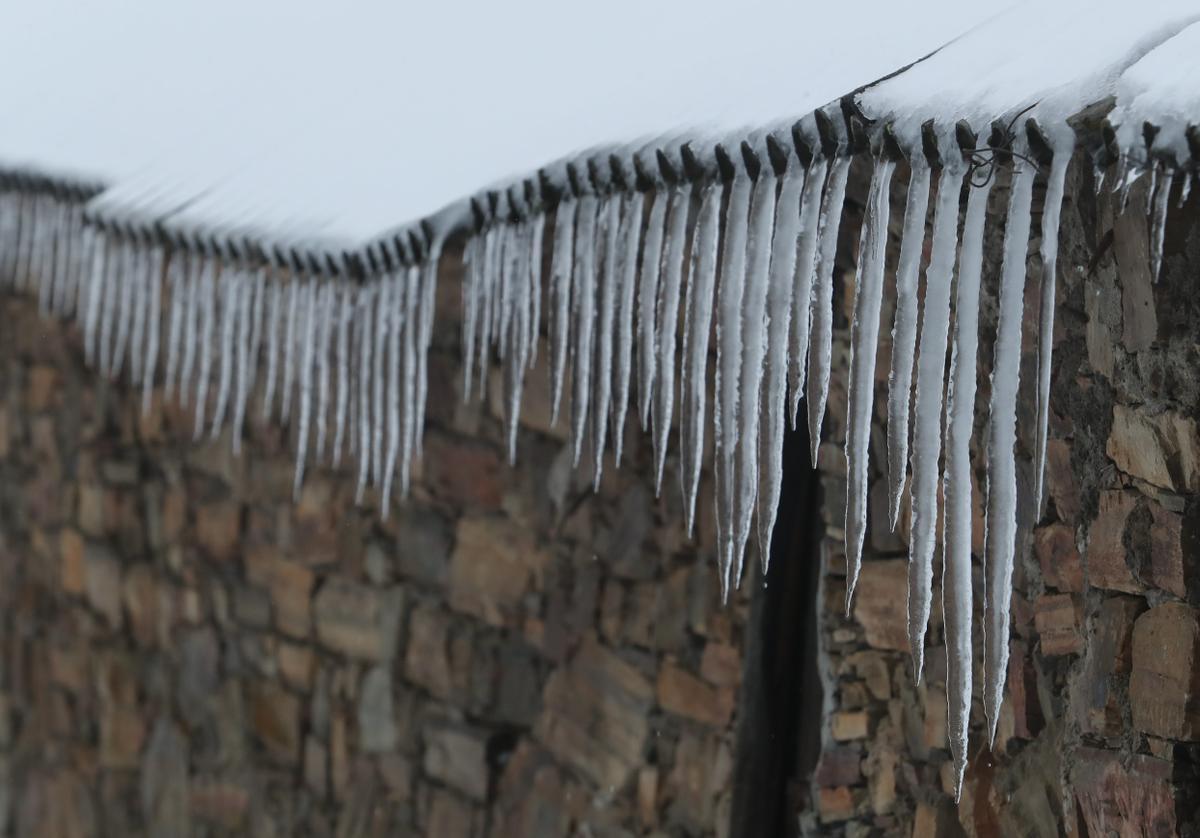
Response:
1107,404,1200,493
244,547,315,638
1074,748,1176,837
358,665,397,753
423,726,488,801
449,515,550,626
1034,594,1083,657
534,636,652,791
59,528,85,595
1130,603,1200,740
1034,523,1083,593
404,604,455,700
313,579,403,661
85,543,123,628
249,680,301,761
393,511,452,589
1073,596,1143,737
140,718,189,838
657,662,734,728
831,711,870,742
852,560,909,651
666,733,731,831
490,743,571,838
1085,491,1142,593
194,500,242,562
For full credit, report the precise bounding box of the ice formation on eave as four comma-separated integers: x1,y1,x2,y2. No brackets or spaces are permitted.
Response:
1,0,1199,803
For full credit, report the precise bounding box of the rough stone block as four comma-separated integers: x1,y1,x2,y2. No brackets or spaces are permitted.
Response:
314,578,403,661
1034,594,1083,656
1034,523,1082,593
852,560,909,652
1131,603,1200,740
423,726,488,801
657,662,734,728
450,516,550,627
1107,404,1200,493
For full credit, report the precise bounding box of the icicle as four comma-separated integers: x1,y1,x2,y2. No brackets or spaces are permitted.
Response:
549,200,576,424
805,156,851,463
983,151,1036,745
590,196,622,484
332,282,352,468
787,158,829,428
908,162,966,683
680,180,723,534
142,245,163,416
757,161,807,569
37,202,61,317
281,277,300,423
232,268,262,454
1032,139,1073,514
372,271,390,488
383,272,405,510
714,166,753,599
497,224,517,363
210,268,239,438
193,259,218,439
612,191,644,464
844,157,896,611
262,275,282,422
179,254,201,406
942,171,994,801
638,190,669,430
355,283,375,503
163,250,186,402
314,281,333,461
1180,173,1193,208
887,159,933,530
506,222,532,466
732,166,778,588
111,240,138,379
652,184,690,489
128,243,150,388
570,194,599,466
1149,167,1174,283
401,264,422,496
415,245,442,456
294,279,317,499
462,235,482,400
477,227,498,402
526,215,544,370
97,237,124,377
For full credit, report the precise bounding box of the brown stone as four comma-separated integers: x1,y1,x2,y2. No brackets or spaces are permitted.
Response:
304,736,328,797
194,500,241,562
1034,523,1082,592
657,662,734,728
923,686,947,750
378,753,414,801
817,786,855,823
27,365,59,411
852,559,909,651
1034,594,1083,656
449,516,551,626
85,543,123,629
249,680,301,761
490,743,571,838
423,726,488,801
244,547,314,639
1107,404,1200,493
423,432,503,509
425,786,477,837
1074,596,1144,737
1074,748,1176,837
122,565,162,648
189,779,250,830
1086,491,1142,593
1146,502,1186,598
313,578,403,661
405,604,454,700
831,711,870,742
277,642,315,690
534,636,652,791
699,642,741,688
815,748,862,787
1044,438,1082,524
666,733,731,831
637,767,658,829
1130,603,1200,740
358,665,397,753
59,528,85,595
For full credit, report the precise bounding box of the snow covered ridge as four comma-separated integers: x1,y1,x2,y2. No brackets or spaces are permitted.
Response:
0,0,1198,802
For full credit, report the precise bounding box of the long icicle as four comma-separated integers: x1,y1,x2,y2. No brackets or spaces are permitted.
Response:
382,271,405,511
415,241,443,456
805,156,851,463
983,149,1036,745
844,157,896,611
462,235,481,400
371,270,390,488
548,200,576,424
942,170,994,801
232,267,261,454
680,180,723,534
142,245,164,416
281,276,300,424
163,250,185,403
210,268,239,438
313,281,333,460
652,183,690,490
192,259,217,438
592,196,622,485
787,158,829,429
886,159,933,528
1149,166,1174,284
332,282,352,467
570,194,599,466
402,264,422,496
638,189,669,430
908,161,966,683
732,166,778,588
355,283,375,503
1032,136,1073,514
756,160,807,569
294,279,317,499
714,167,753,599
612,190,644,464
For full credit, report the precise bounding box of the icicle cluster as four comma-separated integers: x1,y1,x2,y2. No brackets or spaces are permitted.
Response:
0,173,442,515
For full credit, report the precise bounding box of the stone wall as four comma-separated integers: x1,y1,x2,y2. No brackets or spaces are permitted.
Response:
0,266,753,836
0,151,1197,838
807,156,1200,836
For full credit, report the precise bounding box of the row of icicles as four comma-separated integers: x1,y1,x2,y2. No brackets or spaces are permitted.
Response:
0,128,1187,798
0,188,440,513
459,129,1188,796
